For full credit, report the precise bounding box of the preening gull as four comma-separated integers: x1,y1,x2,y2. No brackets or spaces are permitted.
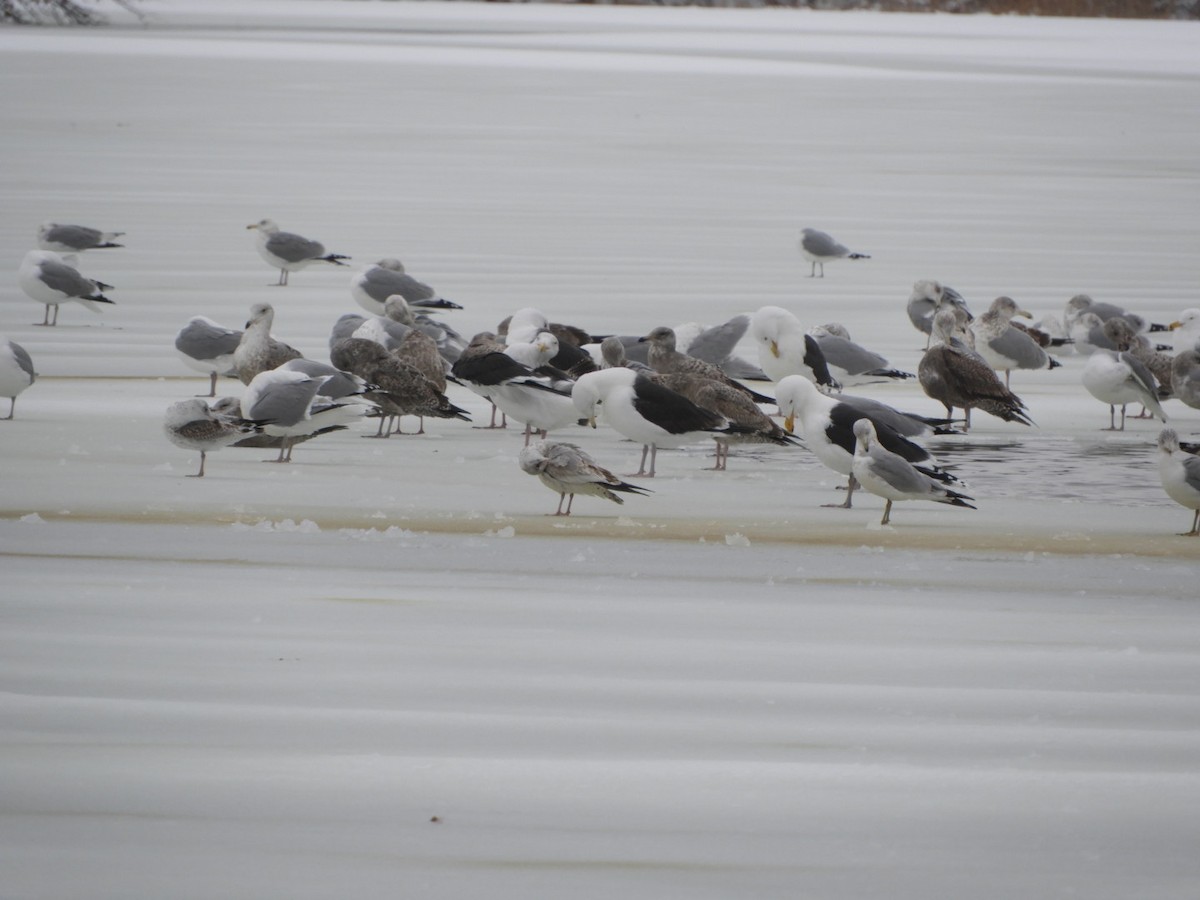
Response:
1156,428,1200,536
451,336,576,441
919,309,1033,432
851,419,976,526
331,338,470,436
799,228,869,278
351,258,461,315
247,219,349,286
163,398,262,477
907,280,973,346
519,441,651,516
241,368,366,461
808,323,913,386
749,306,839,391
232,303,303,385
38,222,124,252
175,316,243,397
19,250,114,326
0,337,36,419
656,372,800,471
1081,349,1167,431
572,367,756,477
640,326,774,404
502,308,596,375
775,374,958,508
970,296,1061,386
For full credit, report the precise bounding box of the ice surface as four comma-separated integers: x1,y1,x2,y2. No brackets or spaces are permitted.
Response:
1,3,1198,898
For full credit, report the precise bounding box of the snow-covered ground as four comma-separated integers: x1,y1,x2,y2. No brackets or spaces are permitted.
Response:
2,3,1198,897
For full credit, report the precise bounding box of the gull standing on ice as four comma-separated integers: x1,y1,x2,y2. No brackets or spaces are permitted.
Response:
1081,349,1167,431
351,258,461,315
799,228,869,278
1155,428,1200,536
241,368,366,462
37,222,124,252
970,296,1061,387
232,302,303,384
775,374,958,508
808,323,913,386
1064,294,1168,334
163,398,262,477
519,441,651,516
0,337,36,419
919,309,1033,432
572,367,756,478
247,218,349,286
851,419,976,526
19,250,114,326
175,316,244,397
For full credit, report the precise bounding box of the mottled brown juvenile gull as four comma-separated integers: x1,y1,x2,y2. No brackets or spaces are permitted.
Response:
970,296,1061,386
640,326,774,404
351,259,461,315
851,419,975,526
919,310,1033,432
1170,340,1200,411
233,303,303,385
175,316,244,397
0,337,36,420
519,441,651,516
1081,349,1167,431
656,373,799,471
1156,428,1200,536
163,398,262,477
19,250,114,326
247,218,349,286
38,222,123,252
331,338,469,436
1103,318,1174,405
799,228,869,278
775,374,959,508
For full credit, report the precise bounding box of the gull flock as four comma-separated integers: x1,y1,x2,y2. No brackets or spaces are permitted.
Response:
8,222,1200,533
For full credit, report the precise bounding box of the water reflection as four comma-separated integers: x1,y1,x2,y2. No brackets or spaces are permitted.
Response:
928,433,1163,507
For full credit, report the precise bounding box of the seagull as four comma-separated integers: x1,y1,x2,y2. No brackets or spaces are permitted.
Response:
0,337,36,419
330,338,471,436
1064,294,1169,334
1156,428,1200,536
175,316,244,397
851,419,976,526
351,258,461,315
799,228,869,278
775,374,958,508
246,218,349,286
640,326,774,403
502,308,596,375
599,335,656,377
240,368,366,462
232,303,303,385
748,306,839,391
808,323,913,386
656,373,800,470
1170,339,1200,411
919,309,1033,432
970,296,1062,386
37,222,124,252
1169,308,1200,351
163,398,262,477
519,441,652,516
277,358,374,401
1081,349,1167,431
19,250,114,326
573,367,754,477
907,280,973,346
1102,318,1174,403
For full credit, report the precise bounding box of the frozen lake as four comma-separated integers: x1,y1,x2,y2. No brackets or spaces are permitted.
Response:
2,2,1198,897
